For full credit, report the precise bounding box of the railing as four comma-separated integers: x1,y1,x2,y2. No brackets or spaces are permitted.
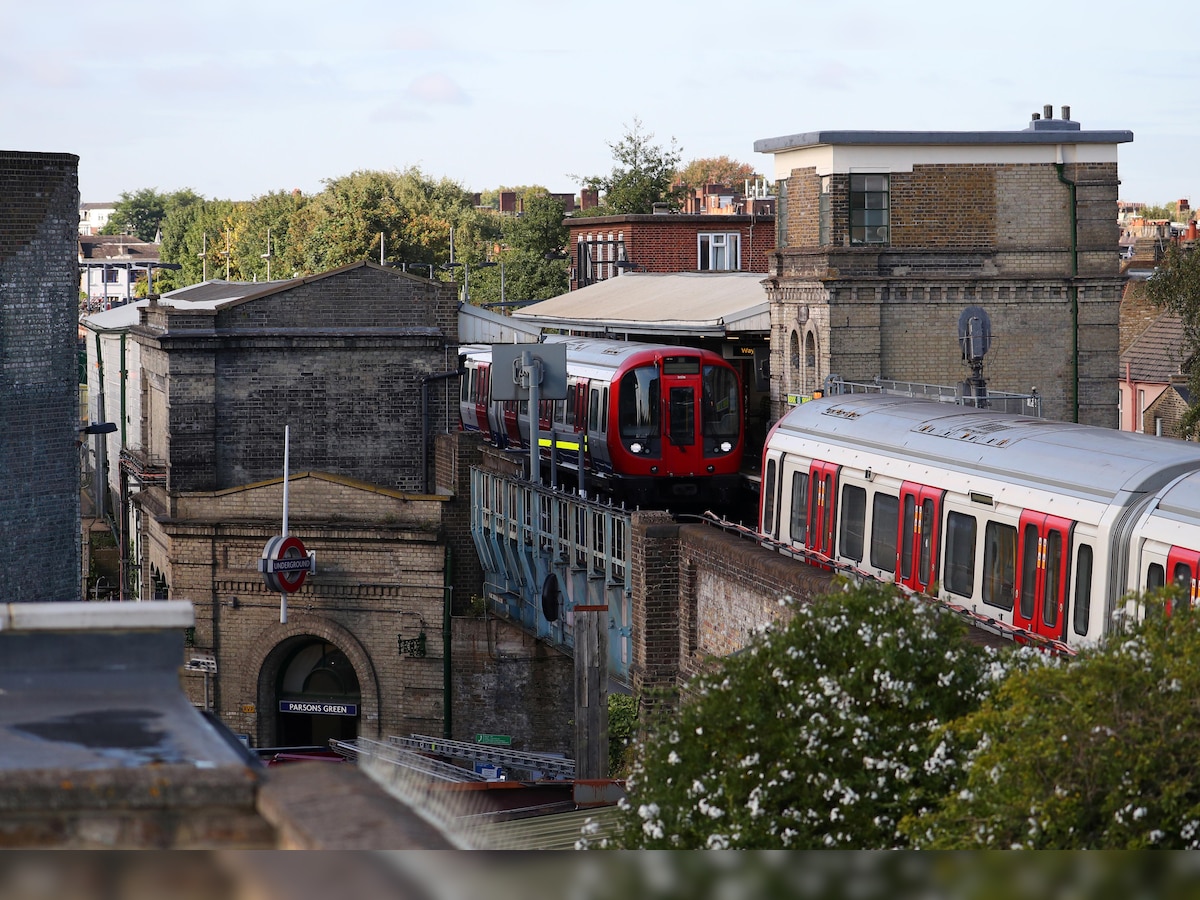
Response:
818,374,1042,417
470,468,633,685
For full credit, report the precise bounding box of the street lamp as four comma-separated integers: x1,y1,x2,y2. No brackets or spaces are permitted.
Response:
79,421,117,520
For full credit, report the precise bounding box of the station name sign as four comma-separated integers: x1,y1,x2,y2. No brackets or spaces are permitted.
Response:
278,700,358,717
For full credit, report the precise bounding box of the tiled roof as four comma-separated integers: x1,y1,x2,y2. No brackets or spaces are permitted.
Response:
78,234,160,262
1121,312,1190,382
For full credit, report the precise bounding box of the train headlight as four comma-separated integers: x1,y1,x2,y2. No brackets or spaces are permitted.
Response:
719,441,732,453
630,442,643,454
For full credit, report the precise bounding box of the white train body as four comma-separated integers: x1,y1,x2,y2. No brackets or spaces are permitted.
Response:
759,395,1200,648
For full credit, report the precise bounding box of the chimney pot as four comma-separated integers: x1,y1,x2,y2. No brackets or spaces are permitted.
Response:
1061,105,1071,121
1044,104,1054,120
1032,112,1041,120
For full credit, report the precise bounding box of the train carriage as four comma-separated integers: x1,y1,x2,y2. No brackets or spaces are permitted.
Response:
461,337,744,508
759,394,1200,649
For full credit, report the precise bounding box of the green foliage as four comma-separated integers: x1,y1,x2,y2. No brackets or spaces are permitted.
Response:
607,580,1004,849
902,593,1200,849
608,693,637,778
1143,242,1200,436
103,187,203,243
579,118,684,214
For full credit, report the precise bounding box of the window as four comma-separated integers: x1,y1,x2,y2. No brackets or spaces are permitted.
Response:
982,522,1017,610
870,493,899,572
1043,530,1063,628
1020,523,1039,619
698,233,741,271
850,174,889,244
1073,544,1093,635
839,484,867,562
790,472,809,544
762,459,777,535
944,511,977,597
589,388,600,431
818,175,832,246
103,267,121,284
1148,562,1165,592
701,365,739,440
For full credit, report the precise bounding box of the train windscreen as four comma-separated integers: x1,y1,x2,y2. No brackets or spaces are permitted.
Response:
702,365,740,440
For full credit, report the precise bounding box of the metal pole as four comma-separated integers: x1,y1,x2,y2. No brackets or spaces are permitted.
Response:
281,425,290,624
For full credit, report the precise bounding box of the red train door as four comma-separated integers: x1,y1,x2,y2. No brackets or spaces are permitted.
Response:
896,482,944,593
1166,546,1200,611
806,460,839,558
660,360,705,477
1013,511,1073,640
474,363,491,434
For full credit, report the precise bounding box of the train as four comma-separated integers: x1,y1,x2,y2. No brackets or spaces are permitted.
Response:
459,337,745,507
758,393,1200,650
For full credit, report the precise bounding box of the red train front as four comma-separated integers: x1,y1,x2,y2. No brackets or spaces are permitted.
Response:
460,337,744,510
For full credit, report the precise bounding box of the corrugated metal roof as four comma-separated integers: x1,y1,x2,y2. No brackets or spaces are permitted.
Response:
512,271,770,337
465,804,622,850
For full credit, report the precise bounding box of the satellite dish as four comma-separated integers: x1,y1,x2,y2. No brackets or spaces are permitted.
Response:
541,574,561,622
958,306,992,361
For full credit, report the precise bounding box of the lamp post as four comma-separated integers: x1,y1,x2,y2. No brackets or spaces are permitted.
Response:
80,421,118,520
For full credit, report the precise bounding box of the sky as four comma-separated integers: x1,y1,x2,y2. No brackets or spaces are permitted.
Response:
4,0,1198,206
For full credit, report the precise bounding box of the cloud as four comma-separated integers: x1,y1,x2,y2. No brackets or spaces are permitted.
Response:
405,73,469,106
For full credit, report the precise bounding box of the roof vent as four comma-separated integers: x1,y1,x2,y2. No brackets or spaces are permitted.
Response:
1026,103,1081,132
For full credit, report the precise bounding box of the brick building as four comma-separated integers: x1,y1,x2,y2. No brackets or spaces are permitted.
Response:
567,211,775,290
127,261,472,747
755,106,1133,426
0,151,81,602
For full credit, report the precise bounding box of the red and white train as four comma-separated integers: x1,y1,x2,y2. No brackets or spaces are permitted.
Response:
759,394,1200,650
460,337,744,507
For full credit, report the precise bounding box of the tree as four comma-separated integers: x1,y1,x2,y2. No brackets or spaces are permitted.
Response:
578,118,684,215
103,187,204,243
902,593,1200,849
604,581,1007,849
464,191,569,307
675,155,760,196
1143,242,1200,436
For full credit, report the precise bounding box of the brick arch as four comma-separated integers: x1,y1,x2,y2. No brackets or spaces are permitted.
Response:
249,615,382,747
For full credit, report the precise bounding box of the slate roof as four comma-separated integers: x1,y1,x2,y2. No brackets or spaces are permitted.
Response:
1121,312,1190,382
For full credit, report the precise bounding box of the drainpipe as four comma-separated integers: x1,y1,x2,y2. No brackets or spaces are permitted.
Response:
1056,156,1080,422
443,546,453,739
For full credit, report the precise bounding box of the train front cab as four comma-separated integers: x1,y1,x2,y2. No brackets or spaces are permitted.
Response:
761,448,1103,647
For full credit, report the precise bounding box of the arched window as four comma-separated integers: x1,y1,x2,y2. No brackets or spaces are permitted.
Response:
789,331,801,391
805,332,818,393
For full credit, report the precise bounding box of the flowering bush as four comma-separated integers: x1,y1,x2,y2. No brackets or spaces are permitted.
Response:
608,580,1011,849
902,593,1200,848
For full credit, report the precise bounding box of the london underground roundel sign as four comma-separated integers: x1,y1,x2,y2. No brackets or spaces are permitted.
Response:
258,535,316,593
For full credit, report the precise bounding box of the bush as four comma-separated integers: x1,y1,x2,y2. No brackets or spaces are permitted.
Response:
607,580,1013,848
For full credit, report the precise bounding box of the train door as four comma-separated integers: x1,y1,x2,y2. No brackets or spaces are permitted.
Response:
1013,511,1074,640
659,355,709,477
896,482,944,593
1166,546,1200,610
806,460,839,558
473,363,491,434
501,401,521,448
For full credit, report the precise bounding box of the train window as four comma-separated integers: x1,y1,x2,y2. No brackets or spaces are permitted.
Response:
901,495,916,580
762,459,777,535
944,511,977,598
1147,563,1165,592
1020,523,1039,620
669,388,695,446
790,472,809,543
589,388,600,431
479,367,489,404
702,365,740,439
919,498,936,584
461,368,470,402
869,493,898,572
1073,544,1093,635
982,521,1017,611
1173,562,1192,590
618,366,660,440
1043,530,1063,629
601,388,609,434
554,400,566,424
838,483,866,562
565,386,576,426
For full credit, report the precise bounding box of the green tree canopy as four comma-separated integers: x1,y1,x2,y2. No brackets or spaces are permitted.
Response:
903,593,1200,848
104,187,204,243
605,581,1011,849
1143,243,1200,435
578,118,684,215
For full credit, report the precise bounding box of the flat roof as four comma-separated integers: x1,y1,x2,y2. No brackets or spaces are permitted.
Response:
512,271,770,337
755,123,1134,154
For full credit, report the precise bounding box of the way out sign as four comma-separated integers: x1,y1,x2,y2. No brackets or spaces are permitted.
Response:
258,535,316,593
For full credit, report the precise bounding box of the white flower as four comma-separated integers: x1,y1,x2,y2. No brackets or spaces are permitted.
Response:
667,750,681,765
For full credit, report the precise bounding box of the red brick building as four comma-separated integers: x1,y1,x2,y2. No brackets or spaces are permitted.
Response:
566,212,775,290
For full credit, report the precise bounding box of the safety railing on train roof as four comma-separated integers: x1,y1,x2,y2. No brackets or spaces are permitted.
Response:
806,375,1043,417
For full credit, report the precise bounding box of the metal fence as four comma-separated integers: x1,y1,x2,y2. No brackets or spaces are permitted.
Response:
822,374,1042,417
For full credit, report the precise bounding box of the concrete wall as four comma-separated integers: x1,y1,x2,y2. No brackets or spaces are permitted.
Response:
0,151,82,601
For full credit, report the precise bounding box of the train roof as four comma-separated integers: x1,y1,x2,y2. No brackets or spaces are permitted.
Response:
461,337,727,373
773,394,1200,501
